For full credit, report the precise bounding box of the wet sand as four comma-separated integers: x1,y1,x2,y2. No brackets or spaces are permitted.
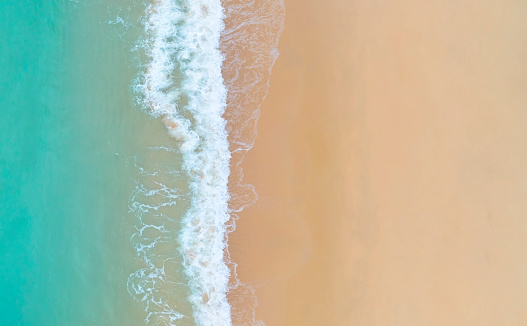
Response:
228,0,527,325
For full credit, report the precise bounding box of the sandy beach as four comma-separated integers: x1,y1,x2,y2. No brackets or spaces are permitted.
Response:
228,0,527,325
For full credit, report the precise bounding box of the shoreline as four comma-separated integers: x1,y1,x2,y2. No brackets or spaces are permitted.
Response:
227,0,356,324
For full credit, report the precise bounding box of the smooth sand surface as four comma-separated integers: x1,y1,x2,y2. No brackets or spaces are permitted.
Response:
228,0,527,325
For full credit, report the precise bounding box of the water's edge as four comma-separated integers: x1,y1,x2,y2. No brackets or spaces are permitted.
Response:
127,0,285,324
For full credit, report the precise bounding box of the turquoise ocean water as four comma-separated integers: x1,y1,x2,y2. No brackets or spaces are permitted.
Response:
0,0,284,325
0,1,155,324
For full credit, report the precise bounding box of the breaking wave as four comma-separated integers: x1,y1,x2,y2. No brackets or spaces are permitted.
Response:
127,0,284,324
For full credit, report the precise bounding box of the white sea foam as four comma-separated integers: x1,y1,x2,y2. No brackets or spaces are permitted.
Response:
130,0,232,325
128,0,285,324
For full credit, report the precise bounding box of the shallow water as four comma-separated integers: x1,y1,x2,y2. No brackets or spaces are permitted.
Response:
1,0,151,324
0,0,284,324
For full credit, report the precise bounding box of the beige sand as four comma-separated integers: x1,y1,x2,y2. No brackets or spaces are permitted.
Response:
228,0,527,325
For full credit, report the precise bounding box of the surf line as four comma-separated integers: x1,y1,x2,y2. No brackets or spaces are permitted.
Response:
131,0,233,325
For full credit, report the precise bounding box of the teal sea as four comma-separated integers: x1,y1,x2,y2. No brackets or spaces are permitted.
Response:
0,0,155,324
0,0,284,325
